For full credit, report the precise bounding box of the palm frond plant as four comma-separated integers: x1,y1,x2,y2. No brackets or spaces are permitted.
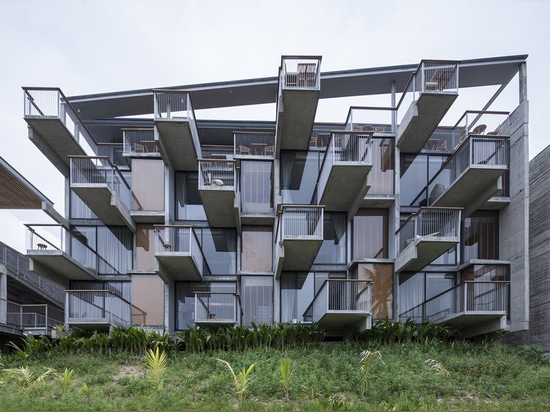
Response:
144,347,168,392
278,356,293,401
59,368,74,394
216,358,256,408
5,366,55,396
359,349,383,398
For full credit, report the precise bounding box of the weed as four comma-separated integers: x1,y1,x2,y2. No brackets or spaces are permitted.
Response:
216,358,256,408
278,356,293,401
359,349,383,397
59,367,74,394
144,347,167,391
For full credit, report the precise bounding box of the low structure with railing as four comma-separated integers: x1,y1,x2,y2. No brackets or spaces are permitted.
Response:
276,205,324,241
346,106,396,134
234,132,275,157
399,281,510,324
0,298,64,335
194,292,242,325
198,159,236,189
280,56,322,90
65,289,137,329
123,128,159,155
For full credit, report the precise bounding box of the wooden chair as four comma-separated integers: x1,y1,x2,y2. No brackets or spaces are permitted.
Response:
264,145,275,155
134,143,145,153
239,145,251,155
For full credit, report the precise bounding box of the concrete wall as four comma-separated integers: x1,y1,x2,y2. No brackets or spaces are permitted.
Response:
528,144,550,353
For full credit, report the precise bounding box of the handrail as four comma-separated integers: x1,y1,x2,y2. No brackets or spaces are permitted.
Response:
69,155,131,191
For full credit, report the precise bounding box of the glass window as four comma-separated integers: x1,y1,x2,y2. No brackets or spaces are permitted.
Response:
70,191,96,219
280,272,315,324
462,211,498,261
314,213,347,264
368,138,395,195
131,159,164,211
175,172,206,221
97,227,133,275
241,160,273,214
356,263,393,319
135,224,156,271
196,228,237,275
241,226,272,272
241,276,273,326
280,151,321,203
353,210,388,259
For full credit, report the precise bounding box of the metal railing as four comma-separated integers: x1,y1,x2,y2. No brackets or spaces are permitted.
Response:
0,243,65,305
0,298,64,332
345,106,396,134
154,225,208,275
198,159,236,189
453,110,512,142
194,292,242,324
399,281,510,323
131,304,148,326
427,136,509,205
396,60,459,125
396,207,462,252
234,132,275,156
276,205,324,242
25,224,98,272
303,280,372,323
280,56,321,90
65,289,131,327
23,87,97,155
70,155,132,208
123,128,158,155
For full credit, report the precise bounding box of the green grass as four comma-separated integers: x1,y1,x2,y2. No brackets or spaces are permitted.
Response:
0,341,549,411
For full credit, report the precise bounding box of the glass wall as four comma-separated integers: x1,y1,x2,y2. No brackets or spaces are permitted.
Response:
400,154,448,207
196,228,236,275
353,210,388,259
314,213,347,264
241,276,273,326
280,151,321,203
131,159,164,211
355,263,393,320
241,160,273,214
175,172,206,221
241,226,272,272
462,211,499,261
70,191,97,219
175,282,236,330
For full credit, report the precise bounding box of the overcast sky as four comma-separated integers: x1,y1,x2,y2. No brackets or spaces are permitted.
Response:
1,0,548,252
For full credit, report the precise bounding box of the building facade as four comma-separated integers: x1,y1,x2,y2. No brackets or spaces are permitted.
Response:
17,55,529,339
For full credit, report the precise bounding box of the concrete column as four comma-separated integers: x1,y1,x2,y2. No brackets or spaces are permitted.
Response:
1,264,8,324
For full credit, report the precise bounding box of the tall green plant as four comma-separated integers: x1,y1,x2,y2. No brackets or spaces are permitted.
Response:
59,368,74,394
216,358,256,408
5,366,54,396
278,357,293,401
359,350,383,398
144,347,168,391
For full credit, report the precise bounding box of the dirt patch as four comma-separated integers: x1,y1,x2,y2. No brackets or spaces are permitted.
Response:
114,364,145,380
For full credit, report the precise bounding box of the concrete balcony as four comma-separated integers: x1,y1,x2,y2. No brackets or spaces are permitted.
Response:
303,280,373,333
428,136,509,217
395,207,462,273
274,205,324,278
399,281,509,338
0,298,64,337
276,56,321,152
25,224,99,284
198,159,240,229
23,88,96,177
194,292,241,326
316,132,372,213
234,132,275,158
154,90,202,171
70,156,135,231
396,61,459,153
122,128,160,157
65,289,145,331
154,225,208,282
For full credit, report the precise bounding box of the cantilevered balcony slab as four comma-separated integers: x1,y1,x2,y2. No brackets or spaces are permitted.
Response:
194,292,241,327
395,207,462,273
317,133,372,212
304,280,373,332
198,160,240,228
154,90,201,171
154,226,205,282
396,92,458,153
274,206,323,278
395,236,459,273
275,56,321,152
27,250,98,283
23,88,92,177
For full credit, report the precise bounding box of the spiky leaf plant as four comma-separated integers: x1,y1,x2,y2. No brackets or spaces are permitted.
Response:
216,358,256,408
144,347,168,391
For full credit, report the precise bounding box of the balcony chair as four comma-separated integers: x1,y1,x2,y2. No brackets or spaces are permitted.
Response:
239,145,251,155
472,124,487,135
134,143,145,153
264,145,275,155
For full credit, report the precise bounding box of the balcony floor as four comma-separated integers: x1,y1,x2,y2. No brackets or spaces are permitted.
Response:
27,250,98,282
316,311,372,332
277,89,320,152
319,164,371,212
156,254,203,282
395,237,459,272
155,120,200,171
276,238,323,278
199,188,239,228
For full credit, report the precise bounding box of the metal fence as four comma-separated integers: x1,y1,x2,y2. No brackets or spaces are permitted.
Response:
1,298,64,332
194,292,242,323
396,207,462,252
346,106,396,134
65,289,131,327
198,159,236,189
281,56,321,90
234,132,275,156
276,205,324,241
123,128,158,154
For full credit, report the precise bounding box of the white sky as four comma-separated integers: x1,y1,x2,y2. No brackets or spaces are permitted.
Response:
1,0,548,252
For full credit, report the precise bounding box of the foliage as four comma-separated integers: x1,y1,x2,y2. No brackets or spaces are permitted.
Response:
359,349,383,397
144,347,168,391
278,356,293,401
4,366,55,396
216,358,256,408
59,367,74,394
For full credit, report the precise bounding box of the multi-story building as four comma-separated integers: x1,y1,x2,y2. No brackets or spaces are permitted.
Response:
16,54,529,340
0,157,65,344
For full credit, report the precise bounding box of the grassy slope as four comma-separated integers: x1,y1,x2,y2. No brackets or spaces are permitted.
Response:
0,342,549,411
